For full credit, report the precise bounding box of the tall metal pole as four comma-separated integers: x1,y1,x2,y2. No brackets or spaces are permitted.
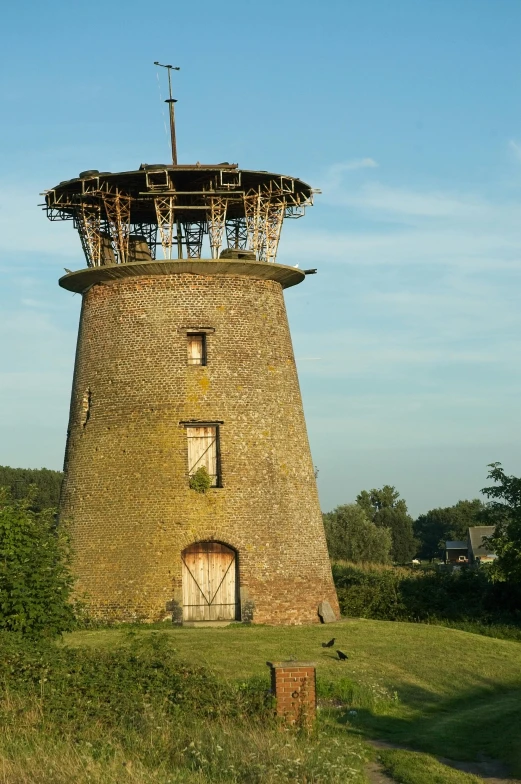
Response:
154,62,180,165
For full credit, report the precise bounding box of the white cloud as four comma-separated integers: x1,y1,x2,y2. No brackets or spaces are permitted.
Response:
328,158,379,175
281,225,521,271
294,327,518,382
280,158,521,273
337,181,492,219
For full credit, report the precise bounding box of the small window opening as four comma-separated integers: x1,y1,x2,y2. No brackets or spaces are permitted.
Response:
187,333,206,365
81,388,92,428
186,425,220,487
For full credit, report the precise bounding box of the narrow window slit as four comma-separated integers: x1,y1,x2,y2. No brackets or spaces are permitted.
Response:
81,388,92,428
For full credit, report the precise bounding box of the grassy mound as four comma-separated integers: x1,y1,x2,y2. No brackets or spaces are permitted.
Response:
64,620,521,776
2,620,521,781
0,630,369,783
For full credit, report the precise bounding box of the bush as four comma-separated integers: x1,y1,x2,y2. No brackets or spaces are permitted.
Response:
332,561,521,625
0,632,272,733
0,490,76,637
189,466,213,493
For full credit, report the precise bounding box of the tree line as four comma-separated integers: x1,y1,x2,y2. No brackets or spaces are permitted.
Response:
324,464,521,578
0,465,63,512
1,461,521,637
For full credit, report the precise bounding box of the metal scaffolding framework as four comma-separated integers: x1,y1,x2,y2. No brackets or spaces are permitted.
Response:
206,195,228,259
183,221,205,258
75,203,103,267
43,165,316,267
225,217,248,250
154,194,177,259
102,190,132,264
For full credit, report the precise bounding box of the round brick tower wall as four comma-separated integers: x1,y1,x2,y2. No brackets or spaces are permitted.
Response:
60,262,339,624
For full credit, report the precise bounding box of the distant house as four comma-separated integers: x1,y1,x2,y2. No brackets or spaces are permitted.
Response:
445,541,468,564
467,526,496,565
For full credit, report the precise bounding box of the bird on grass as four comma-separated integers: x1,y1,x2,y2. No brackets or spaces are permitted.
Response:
321,638,335,648
336,650,348,661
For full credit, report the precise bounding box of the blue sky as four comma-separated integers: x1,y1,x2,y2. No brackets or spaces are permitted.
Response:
1,0,520,516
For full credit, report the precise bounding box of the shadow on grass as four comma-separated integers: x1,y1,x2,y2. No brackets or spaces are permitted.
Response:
338,680,521,777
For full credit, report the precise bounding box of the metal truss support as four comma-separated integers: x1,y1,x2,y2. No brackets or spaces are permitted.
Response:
243,189,264,259
130,223,158,259
263,198,286,263
74,203,103,267
183,221,205,258
102,190,132,264
225,217,248,250
206,196,228,259
46,206,74,222
154,195,176,259
244,183,288,261
45,170,314,267
284,204,306,219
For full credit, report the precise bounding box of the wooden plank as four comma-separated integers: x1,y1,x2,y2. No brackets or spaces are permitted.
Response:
182,542,237,621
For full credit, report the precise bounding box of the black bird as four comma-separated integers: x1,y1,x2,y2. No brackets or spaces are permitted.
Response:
321,638,335,648
336,650,348,661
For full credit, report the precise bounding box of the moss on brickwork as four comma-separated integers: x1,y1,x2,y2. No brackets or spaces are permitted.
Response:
60,269,339,624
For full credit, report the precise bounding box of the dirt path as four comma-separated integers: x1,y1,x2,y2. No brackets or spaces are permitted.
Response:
365,757,396,783
367,739,519,783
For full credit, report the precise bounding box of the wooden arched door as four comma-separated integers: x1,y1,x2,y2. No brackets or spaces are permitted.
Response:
181,542,238,622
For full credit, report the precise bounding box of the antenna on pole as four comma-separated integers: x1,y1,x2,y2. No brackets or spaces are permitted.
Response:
154,62,180,165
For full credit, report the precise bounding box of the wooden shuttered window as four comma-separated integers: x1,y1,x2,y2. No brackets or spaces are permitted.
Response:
186,426,219,486
187,333,206,365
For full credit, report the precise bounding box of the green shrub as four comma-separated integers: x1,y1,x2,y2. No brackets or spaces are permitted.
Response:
0,490,76,638
332,561,521,626
189,466,213,493
0,632,272,733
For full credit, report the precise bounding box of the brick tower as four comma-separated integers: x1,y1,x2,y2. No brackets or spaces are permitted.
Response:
44,88,338,624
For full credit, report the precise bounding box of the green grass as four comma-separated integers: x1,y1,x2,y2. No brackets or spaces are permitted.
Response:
63,620,521,777
431,618,521,642
0,630,371,783
0,705,370,783
3,621,521,781
63,620,521,707
378,749,483,784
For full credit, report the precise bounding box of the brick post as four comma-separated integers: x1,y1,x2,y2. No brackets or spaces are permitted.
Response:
267,661,316,726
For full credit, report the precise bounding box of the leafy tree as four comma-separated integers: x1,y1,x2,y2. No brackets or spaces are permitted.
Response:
323,504,392,564
481,463,521,583
0,488,76,637
0,465,63,512
356,485,417,563
414,499,485,561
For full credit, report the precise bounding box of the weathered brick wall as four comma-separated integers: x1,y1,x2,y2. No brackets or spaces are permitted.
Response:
268,662,316,725
60,266,339,624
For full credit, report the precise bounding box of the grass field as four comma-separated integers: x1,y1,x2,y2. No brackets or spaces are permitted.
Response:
1,620,519,783
62,619,521,779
